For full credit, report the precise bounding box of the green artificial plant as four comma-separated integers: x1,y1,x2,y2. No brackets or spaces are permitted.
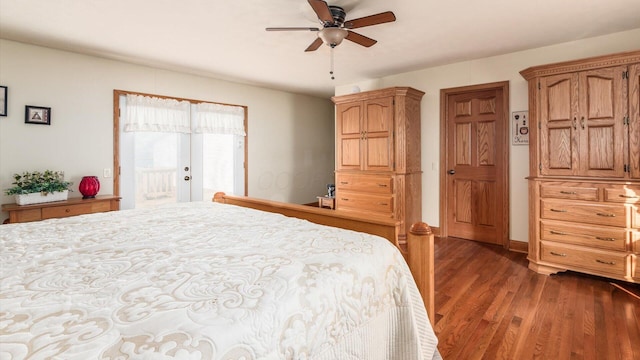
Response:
5,170,73,196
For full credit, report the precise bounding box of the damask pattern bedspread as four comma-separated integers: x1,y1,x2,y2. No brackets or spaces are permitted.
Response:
0,201,440,359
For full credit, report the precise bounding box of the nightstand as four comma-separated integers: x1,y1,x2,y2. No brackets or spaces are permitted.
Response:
317,196,335,210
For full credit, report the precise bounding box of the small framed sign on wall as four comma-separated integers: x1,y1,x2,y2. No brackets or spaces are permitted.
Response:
512,110,529,145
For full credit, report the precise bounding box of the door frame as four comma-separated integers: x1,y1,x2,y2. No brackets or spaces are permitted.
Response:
439,81,510,248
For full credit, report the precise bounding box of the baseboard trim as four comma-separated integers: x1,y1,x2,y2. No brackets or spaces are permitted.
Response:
509,240,528,254
429,226,440,237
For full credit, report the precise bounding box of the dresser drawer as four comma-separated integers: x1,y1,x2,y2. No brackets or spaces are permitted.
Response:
604,185,640,204
540,199,630,227
336,192,394,216
540,242,629,277
42,203,93,219
336,174,393,194
540,219,628,251
540,183,599,201
11,208,42,223
42,201,111,219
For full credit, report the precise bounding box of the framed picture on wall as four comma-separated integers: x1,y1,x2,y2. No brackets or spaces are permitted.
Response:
0,86,7,116
25,105,51,125
511,110,529,145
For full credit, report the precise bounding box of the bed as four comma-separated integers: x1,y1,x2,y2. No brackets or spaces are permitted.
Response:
0,195,440,359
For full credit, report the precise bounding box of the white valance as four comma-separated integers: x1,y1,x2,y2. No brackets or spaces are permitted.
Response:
193,102,246,136
124,94,191,133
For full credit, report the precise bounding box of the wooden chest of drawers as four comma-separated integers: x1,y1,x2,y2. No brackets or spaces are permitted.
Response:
521,51,640,283
2,195,121,223
530,180,639,282
335,173,395,217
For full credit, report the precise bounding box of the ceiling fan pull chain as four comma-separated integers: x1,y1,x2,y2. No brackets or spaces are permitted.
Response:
330,47,335,80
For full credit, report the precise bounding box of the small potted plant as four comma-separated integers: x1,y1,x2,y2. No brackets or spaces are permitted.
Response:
5,170,73,205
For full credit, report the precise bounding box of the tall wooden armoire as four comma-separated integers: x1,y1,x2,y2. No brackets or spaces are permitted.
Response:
331,87,425,241
520,50,640,283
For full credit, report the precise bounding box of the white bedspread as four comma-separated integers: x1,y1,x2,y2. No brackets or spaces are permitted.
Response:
0,201,440,360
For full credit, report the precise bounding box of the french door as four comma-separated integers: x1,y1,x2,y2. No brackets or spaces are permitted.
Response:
118,95,245,210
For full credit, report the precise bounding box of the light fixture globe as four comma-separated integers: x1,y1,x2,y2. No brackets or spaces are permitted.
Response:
318,27,348,48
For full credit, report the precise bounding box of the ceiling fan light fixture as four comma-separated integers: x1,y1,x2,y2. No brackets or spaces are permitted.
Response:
318,27,348,47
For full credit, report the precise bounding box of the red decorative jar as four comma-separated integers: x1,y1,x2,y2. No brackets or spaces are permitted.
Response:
79,176,100,199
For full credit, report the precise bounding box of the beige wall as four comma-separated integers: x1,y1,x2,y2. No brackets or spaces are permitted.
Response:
336,28,640,242
3,29,639,240
0,39,335,215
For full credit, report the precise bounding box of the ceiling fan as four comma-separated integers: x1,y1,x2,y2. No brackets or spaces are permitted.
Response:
266,0,396,52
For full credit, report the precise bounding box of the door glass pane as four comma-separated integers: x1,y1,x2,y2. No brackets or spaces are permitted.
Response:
202,133,235,201
134,132,179,208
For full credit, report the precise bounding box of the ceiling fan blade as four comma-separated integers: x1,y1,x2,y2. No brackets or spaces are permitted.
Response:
305,37,324,52
344,11,396,29
308,0,334,25
266,27,320,31
345,31,377,47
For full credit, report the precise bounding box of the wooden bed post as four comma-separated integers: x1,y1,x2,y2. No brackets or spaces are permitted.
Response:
407,222,435,326
213,192,436,326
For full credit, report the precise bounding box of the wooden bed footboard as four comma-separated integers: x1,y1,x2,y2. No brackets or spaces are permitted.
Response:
213,192,435,325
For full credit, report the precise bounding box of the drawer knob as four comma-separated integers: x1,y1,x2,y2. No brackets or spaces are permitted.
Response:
550,230,568,236
340,181,349,185
65,209,70,213
560,191,577,195
550,208,567,213
595,236,616,242
595,259,616,265
377,184,388,187
378,202,388,206
550,251,567,257
341,198,349,201
596,212,615,217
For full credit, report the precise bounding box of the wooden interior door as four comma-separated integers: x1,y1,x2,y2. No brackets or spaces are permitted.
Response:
441,82,509,246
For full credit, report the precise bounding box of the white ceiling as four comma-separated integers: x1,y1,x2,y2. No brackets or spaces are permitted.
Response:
1,0,639,98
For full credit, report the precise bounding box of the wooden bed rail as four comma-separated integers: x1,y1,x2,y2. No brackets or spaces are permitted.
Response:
213,192,435,325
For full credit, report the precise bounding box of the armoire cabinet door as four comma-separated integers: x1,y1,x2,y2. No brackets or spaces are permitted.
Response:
630,63,640,179
578,66,627,178
539,66,627,177
336,102,363,170
539,73,579,176
363,96,394,171
336,96,394,171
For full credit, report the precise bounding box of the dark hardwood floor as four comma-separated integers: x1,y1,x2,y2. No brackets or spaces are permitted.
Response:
433,236,640,360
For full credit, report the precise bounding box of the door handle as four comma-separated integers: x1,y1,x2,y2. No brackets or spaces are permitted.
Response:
448,169,455,175
184,176,191,181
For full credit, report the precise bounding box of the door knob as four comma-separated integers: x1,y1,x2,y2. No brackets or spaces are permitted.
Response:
448,169,456,175
184,176,191,181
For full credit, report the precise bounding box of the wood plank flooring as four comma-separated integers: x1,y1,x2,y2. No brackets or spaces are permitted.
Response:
433,236,640,359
